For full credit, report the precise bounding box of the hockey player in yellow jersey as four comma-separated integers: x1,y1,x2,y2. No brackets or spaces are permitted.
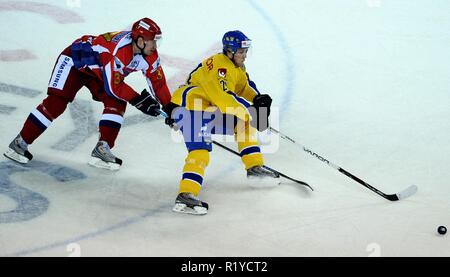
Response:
165,30,279,215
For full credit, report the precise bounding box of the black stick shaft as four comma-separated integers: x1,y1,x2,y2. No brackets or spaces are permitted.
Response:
269,127,405,201
212,141,313,190
338,168,389,199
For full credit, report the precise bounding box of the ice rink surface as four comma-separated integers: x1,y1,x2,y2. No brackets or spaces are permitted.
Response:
0,0,449,256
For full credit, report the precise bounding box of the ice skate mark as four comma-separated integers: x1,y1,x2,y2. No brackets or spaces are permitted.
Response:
0,161,86,224
0,104,16,115
0,82,41,97
0,82,41,116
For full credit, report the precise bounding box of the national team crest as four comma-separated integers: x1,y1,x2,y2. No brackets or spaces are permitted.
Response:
218,68,227,78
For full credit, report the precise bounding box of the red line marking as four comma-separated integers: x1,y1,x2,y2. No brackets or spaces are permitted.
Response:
159,54,195,71
0,49,37,61
0,1,84,61
162,43,222,91
0,1,84,24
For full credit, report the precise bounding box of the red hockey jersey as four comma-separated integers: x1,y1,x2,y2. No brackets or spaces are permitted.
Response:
70,31,171,105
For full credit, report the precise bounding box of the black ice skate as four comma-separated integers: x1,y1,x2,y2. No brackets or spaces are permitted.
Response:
3,134,33,164
247,165,280,179
246,165,281,187
172,193,209,215
88,140,122,171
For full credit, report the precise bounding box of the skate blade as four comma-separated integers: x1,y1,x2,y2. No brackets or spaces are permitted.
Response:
88,157,121,171
172,203,208,215
3,149,30,164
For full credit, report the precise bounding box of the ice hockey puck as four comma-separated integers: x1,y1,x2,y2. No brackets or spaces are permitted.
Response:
437,226,447,235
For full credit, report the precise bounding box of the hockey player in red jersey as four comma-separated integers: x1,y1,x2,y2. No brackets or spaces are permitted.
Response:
4,18,171,170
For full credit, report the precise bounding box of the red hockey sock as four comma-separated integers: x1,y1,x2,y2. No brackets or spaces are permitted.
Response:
20,95,68,144
99,125,120,148
98,111,124,148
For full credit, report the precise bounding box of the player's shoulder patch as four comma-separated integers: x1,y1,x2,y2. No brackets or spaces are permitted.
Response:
218,68,227,78
111,31,131,43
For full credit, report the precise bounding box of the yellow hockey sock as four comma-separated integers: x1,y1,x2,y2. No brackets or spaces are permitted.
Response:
179,149,210,196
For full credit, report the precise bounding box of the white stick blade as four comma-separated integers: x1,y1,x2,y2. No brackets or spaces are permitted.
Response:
396,185,418,200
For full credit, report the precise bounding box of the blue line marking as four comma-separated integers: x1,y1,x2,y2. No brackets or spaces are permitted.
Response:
0,161,86,225
247,0,295,121
6,204,169,257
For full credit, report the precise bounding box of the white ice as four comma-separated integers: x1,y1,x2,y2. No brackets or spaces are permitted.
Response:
0,0,449,257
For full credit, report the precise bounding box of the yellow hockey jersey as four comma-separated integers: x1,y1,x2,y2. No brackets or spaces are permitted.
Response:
171,53,260,121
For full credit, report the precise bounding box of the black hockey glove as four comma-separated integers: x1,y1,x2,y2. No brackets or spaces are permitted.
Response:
253,94,272,116
129,89,160,117
249,94,272,132
162,102,179,128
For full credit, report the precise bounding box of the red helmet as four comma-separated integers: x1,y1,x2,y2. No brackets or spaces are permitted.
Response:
131,18,162,41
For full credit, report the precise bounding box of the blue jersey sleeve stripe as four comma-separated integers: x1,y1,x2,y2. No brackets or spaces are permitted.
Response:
226,91,251,108
187,63,202,84
248,80,260,95
181,86,196,107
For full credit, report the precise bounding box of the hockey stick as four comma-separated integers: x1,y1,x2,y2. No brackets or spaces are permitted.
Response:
154,107,313,191
269,127,417,201
211,140,313,191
